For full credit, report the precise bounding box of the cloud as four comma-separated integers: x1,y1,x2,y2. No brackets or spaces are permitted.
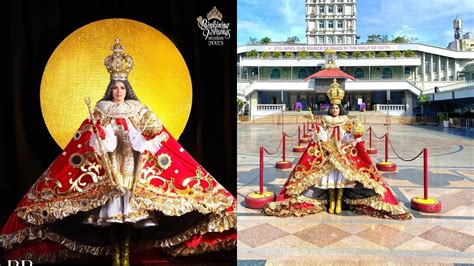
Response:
238,0,306,45
280,0,296,25
359,0,474,46
238,0,474,47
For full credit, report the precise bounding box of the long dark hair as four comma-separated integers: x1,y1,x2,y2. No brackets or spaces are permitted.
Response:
327,104,345,116
98,80,140,102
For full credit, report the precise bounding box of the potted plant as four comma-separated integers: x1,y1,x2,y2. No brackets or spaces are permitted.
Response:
437,112,449,127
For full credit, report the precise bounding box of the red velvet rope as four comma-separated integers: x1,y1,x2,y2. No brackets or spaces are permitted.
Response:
263,138,283,155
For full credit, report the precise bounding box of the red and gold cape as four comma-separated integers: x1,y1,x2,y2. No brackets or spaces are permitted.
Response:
264,115,411,220
1,100,236,263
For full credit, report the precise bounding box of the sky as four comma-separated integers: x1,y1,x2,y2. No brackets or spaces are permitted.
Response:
237,0,474,48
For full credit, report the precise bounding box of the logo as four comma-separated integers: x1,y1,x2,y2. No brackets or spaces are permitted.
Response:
196,6,231,46
4,260,33,266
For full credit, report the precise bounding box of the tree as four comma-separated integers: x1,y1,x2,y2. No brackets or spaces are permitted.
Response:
391,35,418,43
261,51,270,58
403,50,415,57
391,36,409,43
364,51,375,58
237,98,245,108
287,36,300,44
272,51,282,58
376,51,388,58
392,51,403,58
248,37,258,45
337,51,349,58
284,52,293,58
417,93,430,117
298,51,308,58
366,34,388,43
312,52,322,58
245,49,258,58
352,51,363,59
260,37,271,45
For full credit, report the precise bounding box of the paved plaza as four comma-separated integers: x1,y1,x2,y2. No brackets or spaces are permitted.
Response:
237,122,474,265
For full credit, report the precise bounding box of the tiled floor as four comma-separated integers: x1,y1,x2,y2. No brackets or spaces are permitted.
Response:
237,123,474,265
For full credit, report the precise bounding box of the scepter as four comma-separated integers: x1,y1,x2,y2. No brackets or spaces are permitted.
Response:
308,107,326,160
84,97,118,187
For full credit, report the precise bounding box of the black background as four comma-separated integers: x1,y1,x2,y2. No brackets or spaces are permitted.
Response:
2,0,236,224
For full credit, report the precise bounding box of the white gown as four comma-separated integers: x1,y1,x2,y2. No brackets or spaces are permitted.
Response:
311,123,357,189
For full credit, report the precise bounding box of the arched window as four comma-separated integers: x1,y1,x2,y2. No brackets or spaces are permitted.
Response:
382,67,393,79
270,68,281,79
354,67,365,79
297,68,309,79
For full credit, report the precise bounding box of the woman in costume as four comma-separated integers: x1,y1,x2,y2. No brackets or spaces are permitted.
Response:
1,39,236,265
264,79,411,220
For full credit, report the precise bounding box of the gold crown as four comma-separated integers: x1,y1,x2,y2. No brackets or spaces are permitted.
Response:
325,49,336,55
207,6,223,20
324,49,337,69
327,79,345,105
104,38,133,80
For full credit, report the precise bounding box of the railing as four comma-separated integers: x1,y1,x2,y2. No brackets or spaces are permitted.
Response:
437,80,474,92
256,104,286,111
237,76,417,82
374,104,406,112
241,55,421,60
461,118,474,129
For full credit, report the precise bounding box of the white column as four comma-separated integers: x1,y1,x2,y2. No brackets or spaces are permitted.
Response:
421,53,426,81
454,60,461,80
437,56,441,81
445,57,449,80
405,90,413,116
250,91,258,118
429,53,434,81
239,55,242,80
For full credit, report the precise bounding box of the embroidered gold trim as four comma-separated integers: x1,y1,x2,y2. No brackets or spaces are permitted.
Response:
130,182,234,217
264,195,326,217
5,249,83,264
344,196,412,218
133,212,236,252
0,225,111,255
16,180,122,225
167,238,236,257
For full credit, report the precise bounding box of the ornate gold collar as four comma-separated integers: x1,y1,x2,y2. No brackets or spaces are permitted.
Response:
95,100,143,118
322,115,348,127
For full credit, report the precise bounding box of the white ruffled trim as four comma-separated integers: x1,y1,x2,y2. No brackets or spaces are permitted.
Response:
90,124,117,155
128,126,163,154
312,125,328,142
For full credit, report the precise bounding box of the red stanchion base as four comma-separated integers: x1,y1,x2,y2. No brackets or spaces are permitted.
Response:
376,161,397,172
300,137,311,143
275,161,293,169
366,148,377,154
245,191,275,209
410,197,442,213
293,146,306,152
